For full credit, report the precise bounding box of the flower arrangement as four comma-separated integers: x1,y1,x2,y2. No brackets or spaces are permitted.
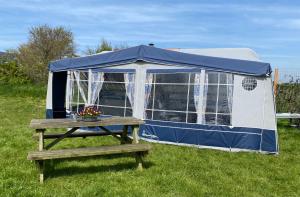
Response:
76,106,102,121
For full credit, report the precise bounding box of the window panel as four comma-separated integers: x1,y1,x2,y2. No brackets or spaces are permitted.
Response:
153,111,186,122
146,85,155,109
219,73,227,84
99,106,125,116
217,85,231,113
154,84,188,111
71,82,79,103
104,73,124,82
145,110,153,120
98,83,131,108
70,72,134,117
188,84,196,112
217,114,231,125
219,73,234,84
71,81,87,104
203,71,234,126
80,72,89,80
144,72,199,123
207,72,218,84
125,108,133,117
71,104,84,113
205,114,216,125
155,73,190,83
187,113,197,123
205,85,218,113
80,80,88,99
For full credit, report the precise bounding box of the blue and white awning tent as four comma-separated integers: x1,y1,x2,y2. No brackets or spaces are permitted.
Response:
46,45,278,154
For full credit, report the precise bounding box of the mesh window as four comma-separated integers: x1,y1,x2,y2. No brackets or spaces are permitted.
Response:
99,106,132,117
155,73,193,83
154,85,188,111
242,77,257,91
98,83,127,107
152,111,187,122
145,72,198,123
98,73,132,116
104,73,125,82
205,85,218,113
203,71,234,126
217,85,232,113
187,113,197,123
70,71,88,112
69,71,134,117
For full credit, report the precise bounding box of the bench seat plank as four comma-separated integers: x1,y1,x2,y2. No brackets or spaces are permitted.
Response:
28,144,151,160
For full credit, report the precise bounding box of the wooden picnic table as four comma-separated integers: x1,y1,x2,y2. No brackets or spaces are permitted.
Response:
27,117,151,183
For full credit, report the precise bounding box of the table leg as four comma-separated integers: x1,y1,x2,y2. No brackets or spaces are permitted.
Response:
121,125,128,144
37,129,45,151
135,152,143,171
132,125,139,144
132,125,143,170
36,129,45,183
38,160,44,183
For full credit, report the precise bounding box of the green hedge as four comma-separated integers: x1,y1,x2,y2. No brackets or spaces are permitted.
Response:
276,83,300,126
0,60,30,84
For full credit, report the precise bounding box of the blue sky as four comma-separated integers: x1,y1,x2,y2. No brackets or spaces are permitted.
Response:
0,0,300,70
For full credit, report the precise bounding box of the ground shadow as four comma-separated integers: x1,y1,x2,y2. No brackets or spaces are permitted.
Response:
46,159,154,179
49,153,147,165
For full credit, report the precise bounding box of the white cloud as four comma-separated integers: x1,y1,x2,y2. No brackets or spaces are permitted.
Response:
250,17,300,29
2,1,300,23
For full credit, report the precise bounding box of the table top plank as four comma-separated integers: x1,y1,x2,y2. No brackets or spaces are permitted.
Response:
30,117,144,129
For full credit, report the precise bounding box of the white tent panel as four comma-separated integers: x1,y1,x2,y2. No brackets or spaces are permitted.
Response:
232,75,275,130
262,77,276,130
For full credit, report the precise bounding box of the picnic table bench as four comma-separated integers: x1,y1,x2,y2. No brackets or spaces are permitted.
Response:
27,117,151,183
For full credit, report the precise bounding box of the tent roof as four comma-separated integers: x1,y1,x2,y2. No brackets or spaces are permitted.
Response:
49,45,272,76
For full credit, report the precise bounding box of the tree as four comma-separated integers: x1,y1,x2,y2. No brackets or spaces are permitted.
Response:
17,25,75,83
85,39,112,55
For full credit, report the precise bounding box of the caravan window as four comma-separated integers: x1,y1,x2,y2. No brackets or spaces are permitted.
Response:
68,71,135,117
144,73,197,123
203,72,233,125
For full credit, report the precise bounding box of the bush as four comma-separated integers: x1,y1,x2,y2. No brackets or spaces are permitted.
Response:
276,83,300,126
0,60,30,84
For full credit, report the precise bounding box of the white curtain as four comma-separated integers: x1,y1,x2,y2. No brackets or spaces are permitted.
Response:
202,73,209,124
124,73,135,109
74,71,88,104
72,70,105,107
89,71,104,105
144,73,153,118
65,71,74,112
227,74,233,114
194,73,202,123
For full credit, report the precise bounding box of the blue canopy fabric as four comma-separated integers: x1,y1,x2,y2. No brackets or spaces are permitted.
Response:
49,45,272,76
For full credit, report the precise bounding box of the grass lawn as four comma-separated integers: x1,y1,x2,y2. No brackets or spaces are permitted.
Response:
0,83,299,197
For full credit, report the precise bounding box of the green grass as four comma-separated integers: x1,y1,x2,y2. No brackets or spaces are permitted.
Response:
0,83,299,197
